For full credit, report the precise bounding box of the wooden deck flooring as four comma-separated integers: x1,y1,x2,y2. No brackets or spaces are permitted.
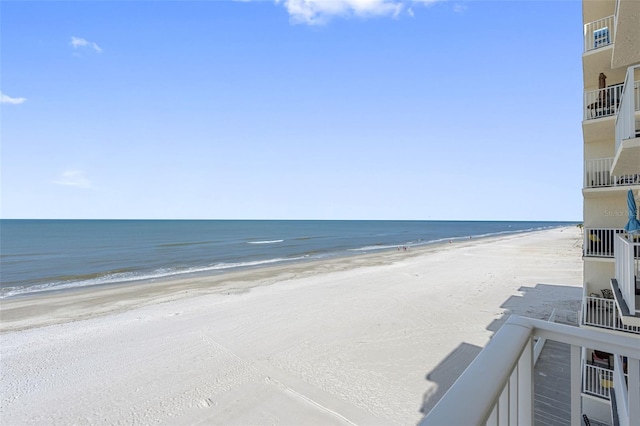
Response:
534,339,610,426
534,339,573,425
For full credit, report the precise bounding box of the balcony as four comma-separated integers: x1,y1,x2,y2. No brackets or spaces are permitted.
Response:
583,362,614,400
584,158,640,188
584,84,624,120
582,295,640,334
583,352,631,422
584,15,614,53
420,316,640,426
612,66,640,176
583,228,626,258
612,234,640,326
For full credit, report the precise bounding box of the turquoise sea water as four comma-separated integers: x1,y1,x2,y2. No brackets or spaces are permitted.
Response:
0,220,574,298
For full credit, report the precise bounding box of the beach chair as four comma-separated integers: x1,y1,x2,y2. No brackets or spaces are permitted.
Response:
600,288,614,299
592,350,611,369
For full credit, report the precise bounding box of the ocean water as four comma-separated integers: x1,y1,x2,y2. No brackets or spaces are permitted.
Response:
0,220,574,298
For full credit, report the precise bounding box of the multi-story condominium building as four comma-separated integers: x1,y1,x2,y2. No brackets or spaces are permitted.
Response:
422,1,640,424
579,0,640,423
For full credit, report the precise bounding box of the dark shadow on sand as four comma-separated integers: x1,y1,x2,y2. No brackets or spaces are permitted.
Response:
418,282,582,423
419,342,482,416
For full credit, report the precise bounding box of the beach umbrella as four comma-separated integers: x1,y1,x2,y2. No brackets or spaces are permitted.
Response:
599,72,607,89
624,190,640,235
598,73,608,109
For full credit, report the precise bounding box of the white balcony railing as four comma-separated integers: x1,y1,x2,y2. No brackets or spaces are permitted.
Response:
584,228,626,257
615,66,640,152
584,83,624,120
584,158,640,188
582,296,640,334
583,363,613,399
584,15,615,52
420,316,640,426
614,234,640,315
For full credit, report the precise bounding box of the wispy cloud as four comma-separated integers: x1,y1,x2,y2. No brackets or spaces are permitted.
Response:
70,36,102,53
453,4,467,13
270,0,441,25
53,170,93,189
1,91,27,104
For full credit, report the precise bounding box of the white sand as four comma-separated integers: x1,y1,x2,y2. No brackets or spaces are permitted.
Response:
0,227,583,425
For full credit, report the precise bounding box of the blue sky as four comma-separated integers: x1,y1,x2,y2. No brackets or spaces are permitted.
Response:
1,0,583,220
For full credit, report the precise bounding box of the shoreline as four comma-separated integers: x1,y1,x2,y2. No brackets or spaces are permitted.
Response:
1,226,576,333
1,225,583,425
1,222,569,301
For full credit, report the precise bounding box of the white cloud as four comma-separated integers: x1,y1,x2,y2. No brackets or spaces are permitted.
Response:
1,91,27,104
70,36,102,53
53,170,93,189
268,0,442,24
280,0,404,25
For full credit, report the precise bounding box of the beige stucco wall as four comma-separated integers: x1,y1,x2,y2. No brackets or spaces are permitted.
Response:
584,139,616,159
583,0,616,26
612,0,640,68
583,260,615,294
583,193,632,227
582,119,615,144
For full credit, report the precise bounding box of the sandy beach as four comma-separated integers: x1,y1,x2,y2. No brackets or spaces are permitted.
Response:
0,226,583,425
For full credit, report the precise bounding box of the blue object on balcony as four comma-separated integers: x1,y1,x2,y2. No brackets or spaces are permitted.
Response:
594,27,610,48
624,189,640,235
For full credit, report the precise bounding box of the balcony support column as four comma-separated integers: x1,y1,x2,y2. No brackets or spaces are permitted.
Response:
570,344,582,426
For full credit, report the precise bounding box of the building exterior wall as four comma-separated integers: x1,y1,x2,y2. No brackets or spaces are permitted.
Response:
581,0,640,422
582,0,639,292
584,195,633,227
583,261,615,294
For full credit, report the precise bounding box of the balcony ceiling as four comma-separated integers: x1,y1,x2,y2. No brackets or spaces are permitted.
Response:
611,136,640,176
583,46,615,87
